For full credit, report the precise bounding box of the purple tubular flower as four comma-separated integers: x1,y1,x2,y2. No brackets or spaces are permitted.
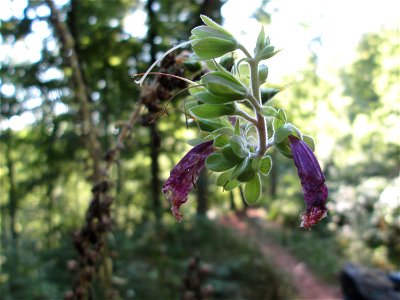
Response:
162,140,214,222
288,135,328,229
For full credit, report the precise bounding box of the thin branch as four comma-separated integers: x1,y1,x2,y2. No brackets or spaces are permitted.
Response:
45,0,103,181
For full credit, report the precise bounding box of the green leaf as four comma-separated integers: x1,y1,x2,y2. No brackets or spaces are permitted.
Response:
274,123,294,143
190,103,236,119
202,71,247,99
197,119,226,132
234,118,240,135
213,135,229,147
256,46,281,61
192,37,237,60
260,87,279,103
200,15,234,38
302,135,315,152
229,136,248,158
244,173,261,205
237,159,256,182
255,26,266,55
205,153,236,172
187,138,205,146
216,170,240,191
260,106,279,118
273,108,287,129
230,157,250,179
259,155,272,175
222,145,243,164
278,108,287,122
193,91,232,104
191,26,231,40
275,141,292,158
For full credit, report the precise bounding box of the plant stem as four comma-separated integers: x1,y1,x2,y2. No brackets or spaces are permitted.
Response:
238,43,269,156
249,60,268,156
235,106,258,125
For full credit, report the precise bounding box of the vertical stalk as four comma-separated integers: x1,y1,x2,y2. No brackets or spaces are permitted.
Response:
249,60,268,156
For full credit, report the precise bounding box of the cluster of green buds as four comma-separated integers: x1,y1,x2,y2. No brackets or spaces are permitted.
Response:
136,16,328,229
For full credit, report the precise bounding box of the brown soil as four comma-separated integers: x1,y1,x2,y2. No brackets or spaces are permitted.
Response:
219,209,342,300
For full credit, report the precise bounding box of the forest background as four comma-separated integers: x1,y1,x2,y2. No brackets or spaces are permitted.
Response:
0,0,399,299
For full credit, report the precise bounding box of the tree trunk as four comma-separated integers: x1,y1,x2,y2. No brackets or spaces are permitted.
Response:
150,123,162,220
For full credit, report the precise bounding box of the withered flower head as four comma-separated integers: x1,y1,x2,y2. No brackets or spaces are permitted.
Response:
162,140,214,221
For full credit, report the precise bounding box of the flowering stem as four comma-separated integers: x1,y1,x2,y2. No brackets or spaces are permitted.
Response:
238,44,268,156
249,60,268,156
235,106,258,125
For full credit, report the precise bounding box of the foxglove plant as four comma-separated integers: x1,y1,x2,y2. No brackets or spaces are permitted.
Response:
136,16,328,229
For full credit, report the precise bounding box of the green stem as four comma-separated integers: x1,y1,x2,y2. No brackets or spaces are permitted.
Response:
238,43,268,156
235,106,258,125
249,60,268,156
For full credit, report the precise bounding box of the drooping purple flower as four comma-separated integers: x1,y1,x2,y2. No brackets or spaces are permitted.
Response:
288,135,328,229
162,140,214,222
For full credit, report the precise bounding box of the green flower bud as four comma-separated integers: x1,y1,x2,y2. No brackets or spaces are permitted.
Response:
258,64,269,83
190,15,238,60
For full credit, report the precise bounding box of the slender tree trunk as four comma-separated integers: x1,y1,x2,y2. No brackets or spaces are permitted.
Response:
146,0,162,221
150,123,162,220
5,141,17,246
5,136,18,295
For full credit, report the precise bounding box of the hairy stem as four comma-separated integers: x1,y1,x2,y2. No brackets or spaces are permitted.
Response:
249,60,268,156
235,106,258,125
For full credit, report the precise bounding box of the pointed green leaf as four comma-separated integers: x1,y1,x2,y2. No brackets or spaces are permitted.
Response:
274,123,294,143
213,135,229,147
200,15,234,38
261,106,279,118
255,26,266,55
302,135,315,152
275,141,292,158
187,138,205,146
216,170,240,191
192,37,237,60
191,26,231,40
193,91,232,104
229,136,248,158
197,119,226,132
230,157,250,179
202,71,247,99
237,159,256,182
260,87,280,103
205,153,236,172
190,103,236,119
244,173,261,205
234,118,240,135
273,108,287,129
222,145,243,164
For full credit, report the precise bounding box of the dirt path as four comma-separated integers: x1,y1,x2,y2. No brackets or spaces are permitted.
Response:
219,209,342,300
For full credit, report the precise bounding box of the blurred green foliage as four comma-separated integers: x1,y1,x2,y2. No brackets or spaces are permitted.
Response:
0,0,399,298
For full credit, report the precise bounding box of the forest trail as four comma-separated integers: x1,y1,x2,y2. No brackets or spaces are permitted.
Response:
219,209,342,300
